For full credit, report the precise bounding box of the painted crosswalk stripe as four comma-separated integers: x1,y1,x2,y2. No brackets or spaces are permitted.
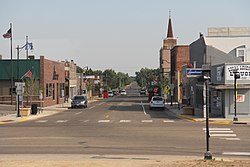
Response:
120,120,131,123
36,120,48,123
141,120,153,123
98,120,110,123
203,128,231,131
163,120,175,123
80,120,89,123
210,134,236,137
56,120,68,123
223,152,250,156
221,138,240,141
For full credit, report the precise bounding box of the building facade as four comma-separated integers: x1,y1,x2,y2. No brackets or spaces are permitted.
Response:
170,45,190,102
159,15,177,78
0,56,65,107
187,27,250,118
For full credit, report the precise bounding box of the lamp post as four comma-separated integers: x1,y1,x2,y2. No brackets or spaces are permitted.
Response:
233,70,240,122
203,71,212,160
80,66,88,95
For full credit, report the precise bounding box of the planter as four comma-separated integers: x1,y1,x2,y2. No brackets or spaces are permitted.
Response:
19,107,31,116
182,107,194,115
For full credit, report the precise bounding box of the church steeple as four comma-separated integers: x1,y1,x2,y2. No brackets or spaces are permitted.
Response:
167,10,173,38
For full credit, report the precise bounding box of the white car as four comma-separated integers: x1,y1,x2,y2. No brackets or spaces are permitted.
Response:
121,90,127,95
108,91,114,97
150,96,165,110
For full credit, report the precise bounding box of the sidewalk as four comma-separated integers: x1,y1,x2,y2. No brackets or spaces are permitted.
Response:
0,98,101,124
165,103,250,125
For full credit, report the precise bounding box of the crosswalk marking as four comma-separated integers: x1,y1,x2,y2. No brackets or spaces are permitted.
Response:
56,120,68,123
35,119,175,124
203,127,239,140
141,120,153,123
223,152,250,156
36,120,48,123
80,120,89,123
120,120,131,123
163,120,175,123
98,120,110,123
210,134,237,137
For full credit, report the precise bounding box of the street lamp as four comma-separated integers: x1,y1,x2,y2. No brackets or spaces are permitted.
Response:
203,71,212,160
233,70,240,122
80,66,88,95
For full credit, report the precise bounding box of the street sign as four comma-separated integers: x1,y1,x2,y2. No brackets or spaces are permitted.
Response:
164,85,171,95
186,68,203,77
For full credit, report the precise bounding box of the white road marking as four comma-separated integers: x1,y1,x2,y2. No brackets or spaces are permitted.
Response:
80,120,89,123
98,120,110,123
221,138,240,141
223,152,250,156
210,134,237,137
205,131,234,133
120,120,131,123
163,120,175,123
36,120,48,123
141,120,153,123
98,102,105,105
203,128,231,131
75,112,82,115
141,101,147,115
89,106,95,109
56,120,68,123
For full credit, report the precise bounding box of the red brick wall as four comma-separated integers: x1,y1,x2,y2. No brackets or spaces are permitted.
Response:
171,46,190,102
40,56,65,107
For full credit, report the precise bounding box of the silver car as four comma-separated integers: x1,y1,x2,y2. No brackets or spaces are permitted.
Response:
71,95,88,108
150,96,165,110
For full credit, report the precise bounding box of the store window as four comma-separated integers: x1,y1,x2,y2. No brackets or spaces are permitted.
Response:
237,48,246,62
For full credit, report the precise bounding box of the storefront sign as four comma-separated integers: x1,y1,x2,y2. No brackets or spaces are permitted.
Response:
186,68,203,77
226,65,250,81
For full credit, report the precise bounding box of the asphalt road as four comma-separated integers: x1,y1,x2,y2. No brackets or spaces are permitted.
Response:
0,82,250,159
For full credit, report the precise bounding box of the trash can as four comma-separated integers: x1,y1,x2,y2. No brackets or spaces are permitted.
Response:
31,104,38,115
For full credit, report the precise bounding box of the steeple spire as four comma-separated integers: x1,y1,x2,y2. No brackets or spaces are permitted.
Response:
167,10,173,38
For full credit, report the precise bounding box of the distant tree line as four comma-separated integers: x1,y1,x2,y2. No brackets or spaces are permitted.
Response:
77,66,132,91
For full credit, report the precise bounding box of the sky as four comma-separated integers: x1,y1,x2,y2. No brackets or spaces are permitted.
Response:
0,0,250,76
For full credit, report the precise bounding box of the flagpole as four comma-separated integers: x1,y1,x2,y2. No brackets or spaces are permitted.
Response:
10,23,13,105
26,36,28,59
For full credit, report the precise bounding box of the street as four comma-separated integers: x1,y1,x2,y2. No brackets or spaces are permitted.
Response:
0,83,249,159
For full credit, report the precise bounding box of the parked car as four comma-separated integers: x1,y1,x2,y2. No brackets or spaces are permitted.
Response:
108,91,114,97
149,96,165,110
71,95,88,108
121,89,127,95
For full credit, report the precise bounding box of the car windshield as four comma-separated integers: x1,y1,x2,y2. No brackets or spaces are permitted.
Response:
73,96,86,100
153,97,163,101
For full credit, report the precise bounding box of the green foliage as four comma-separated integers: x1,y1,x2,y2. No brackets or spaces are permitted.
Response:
135,68,161,88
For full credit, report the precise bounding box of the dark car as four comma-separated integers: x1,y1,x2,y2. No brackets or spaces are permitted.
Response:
71,95,88,108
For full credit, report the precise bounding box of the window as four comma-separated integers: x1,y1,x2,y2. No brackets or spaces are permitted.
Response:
46,84,49,97
237,48,245,62
60,83,65,98
52,83,55,100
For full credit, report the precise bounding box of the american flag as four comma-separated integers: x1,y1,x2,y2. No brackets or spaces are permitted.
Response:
2,28,11,38
21,70,32,79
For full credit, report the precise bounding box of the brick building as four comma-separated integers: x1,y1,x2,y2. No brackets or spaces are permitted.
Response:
159,14,177,79
0,56,65,107
170,45,190,102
